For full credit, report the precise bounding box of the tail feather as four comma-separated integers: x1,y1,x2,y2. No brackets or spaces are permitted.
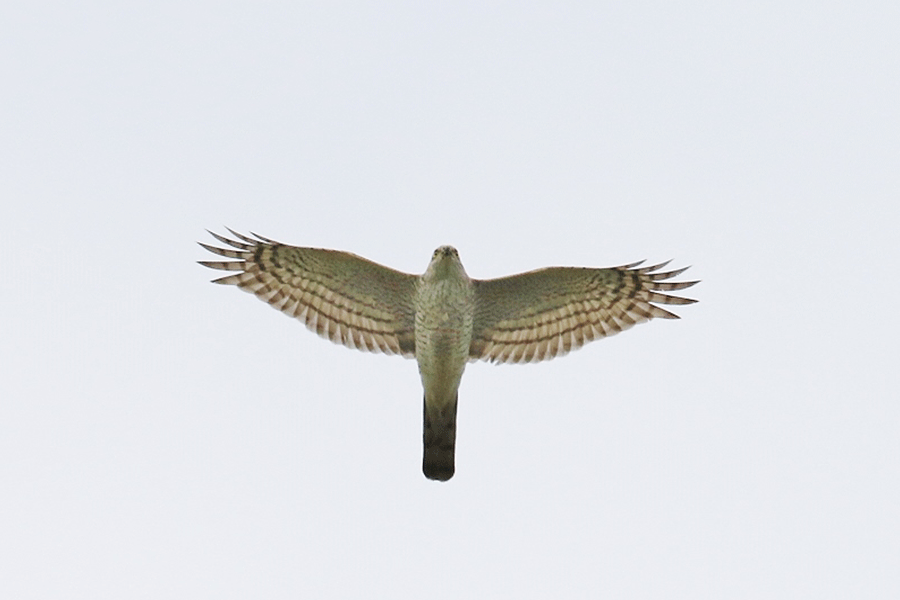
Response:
423,394,458,481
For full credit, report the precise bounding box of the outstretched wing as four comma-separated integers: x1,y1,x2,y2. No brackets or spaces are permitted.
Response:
199,230,418,357
470,261,698,364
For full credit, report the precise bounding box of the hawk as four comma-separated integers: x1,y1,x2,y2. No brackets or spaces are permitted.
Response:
199,229,698,481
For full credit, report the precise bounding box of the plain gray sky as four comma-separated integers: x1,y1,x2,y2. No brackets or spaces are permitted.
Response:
2,1,898,598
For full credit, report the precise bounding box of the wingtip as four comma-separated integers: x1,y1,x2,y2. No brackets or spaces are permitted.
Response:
641,259,673,272
249,230,277,244
618,259,646,270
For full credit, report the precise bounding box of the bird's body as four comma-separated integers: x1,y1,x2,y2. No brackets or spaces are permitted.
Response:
199,230,698,481
414,246,475,479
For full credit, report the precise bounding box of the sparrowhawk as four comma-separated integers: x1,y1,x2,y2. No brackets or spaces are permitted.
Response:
199,229,698,481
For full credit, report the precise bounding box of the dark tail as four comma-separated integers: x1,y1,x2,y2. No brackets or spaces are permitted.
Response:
422,394,458,481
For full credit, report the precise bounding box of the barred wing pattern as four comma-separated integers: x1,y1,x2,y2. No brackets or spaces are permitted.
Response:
199,230,418,356
470,261,698,364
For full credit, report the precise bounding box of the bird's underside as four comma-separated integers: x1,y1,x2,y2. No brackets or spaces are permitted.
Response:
199,229,699,481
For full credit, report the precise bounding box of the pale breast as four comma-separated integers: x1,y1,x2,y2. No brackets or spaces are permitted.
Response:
413,279,476,399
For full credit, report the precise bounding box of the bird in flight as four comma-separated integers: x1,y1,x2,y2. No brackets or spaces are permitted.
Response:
199,229,698,481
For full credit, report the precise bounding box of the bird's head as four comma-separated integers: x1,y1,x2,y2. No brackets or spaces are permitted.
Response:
424,245,468,281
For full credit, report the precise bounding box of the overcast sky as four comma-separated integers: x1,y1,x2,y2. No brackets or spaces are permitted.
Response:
2,1,898,598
